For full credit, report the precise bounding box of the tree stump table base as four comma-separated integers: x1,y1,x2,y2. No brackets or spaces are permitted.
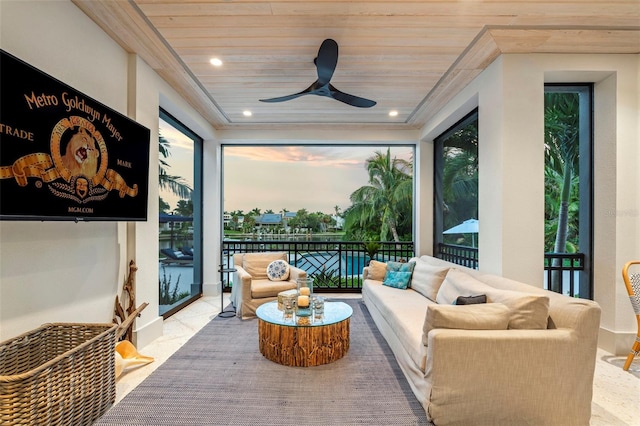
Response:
258,317,350,367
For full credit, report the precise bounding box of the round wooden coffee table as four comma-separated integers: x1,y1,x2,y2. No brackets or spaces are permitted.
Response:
256,300,353,367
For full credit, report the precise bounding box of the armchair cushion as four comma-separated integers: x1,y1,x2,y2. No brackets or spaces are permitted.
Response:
242,252,287,280
251,279,297,299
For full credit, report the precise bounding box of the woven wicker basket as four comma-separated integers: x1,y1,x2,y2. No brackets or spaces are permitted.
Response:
0,323,117,426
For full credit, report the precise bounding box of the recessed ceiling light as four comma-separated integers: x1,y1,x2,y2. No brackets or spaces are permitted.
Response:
210,58,222,66
389,110,398,117
243,110,252,117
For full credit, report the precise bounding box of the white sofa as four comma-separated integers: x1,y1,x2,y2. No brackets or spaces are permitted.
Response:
362,255,601,426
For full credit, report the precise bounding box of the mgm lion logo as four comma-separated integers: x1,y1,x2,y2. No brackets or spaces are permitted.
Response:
51,115,108,184
0,115,137,204
61,126,100,179
48,116,109,203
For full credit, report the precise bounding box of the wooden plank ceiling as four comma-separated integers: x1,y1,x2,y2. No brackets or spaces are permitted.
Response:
73,0,639,130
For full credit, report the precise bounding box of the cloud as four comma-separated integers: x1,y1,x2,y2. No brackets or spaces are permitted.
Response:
223,145,413,213
224,146,367,169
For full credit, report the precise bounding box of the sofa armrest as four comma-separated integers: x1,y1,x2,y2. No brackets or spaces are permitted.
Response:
288,265,307,282
231,265,253,304
425,328,594,425
362,266,370,280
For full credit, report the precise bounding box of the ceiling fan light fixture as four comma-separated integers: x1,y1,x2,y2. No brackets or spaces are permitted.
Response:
389,110,398,117
242,110,252,117
210,57,222,67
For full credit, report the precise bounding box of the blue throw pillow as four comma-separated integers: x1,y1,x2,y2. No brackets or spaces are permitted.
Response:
386,261,416,273
385,261,416,287
383,271,413,289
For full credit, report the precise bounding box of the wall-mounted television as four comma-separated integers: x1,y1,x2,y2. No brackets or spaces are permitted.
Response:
0,50,150,221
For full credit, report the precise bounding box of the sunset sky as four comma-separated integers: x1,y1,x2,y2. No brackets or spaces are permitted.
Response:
159,119,413,215
223,145,413,214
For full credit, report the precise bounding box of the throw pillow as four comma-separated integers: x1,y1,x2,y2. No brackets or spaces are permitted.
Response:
368,260,387,281
386,260,416,273
454,294,487,305
266,259,290,281
243,252,287,280
383,270,413,289
409,258,449,301
422,303,511,345
436,269,550,330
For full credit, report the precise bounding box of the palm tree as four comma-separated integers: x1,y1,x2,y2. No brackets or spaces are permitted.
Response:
348,148,412,242
544,92,580,292
440,120,478,232
159,135,192,200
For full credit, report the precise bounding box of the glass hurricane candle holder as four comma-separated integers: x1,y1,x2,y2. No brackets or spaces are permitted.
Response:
296,277,313,317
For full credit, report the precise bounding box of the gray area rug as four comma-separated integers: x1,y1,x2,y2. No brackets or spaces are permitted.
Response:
95,299,430,425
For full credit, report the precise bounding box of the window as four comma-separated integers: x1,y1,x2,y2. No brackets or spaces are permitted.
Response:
434,110,479,268
544,84,593,298
158,109,203,317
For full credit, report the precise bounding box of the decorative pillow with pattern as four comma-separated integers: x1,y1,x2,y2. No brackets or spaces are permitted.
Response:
384,261,416,287
383,270,413,289
386,261,416,273
266,260,290,281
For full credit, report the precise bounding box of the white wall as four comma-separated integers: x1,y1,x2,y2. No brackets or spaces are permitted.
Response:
0,0,216,347
0,0,129,341
420,53,640,354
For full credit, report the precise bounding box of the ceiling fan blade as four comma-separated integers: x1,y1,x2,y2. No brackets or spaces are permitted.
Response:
259,84,313,103
315,38,338,86
328,84,377,108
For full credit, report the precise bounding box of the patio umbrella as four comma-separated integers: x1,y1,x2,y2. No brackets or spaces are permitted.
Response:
443,218,479,247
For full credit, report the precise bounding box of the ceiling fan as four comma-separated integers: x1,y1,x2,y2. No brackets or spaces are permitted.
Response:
259,39,377,108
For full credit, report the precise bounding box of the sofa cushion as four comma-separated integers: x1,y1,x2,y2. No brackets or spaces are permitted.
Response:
436,269,550,329
368,260,387,281
383,271,413,289
422,303,510,345
363,280,433,372
251,278,297,299
266,259,290,281
409,258,449,301
243,252,287,280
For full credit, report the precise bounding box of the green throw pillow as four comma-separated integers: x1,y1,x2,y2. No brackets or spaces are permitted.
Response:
383,271,413,289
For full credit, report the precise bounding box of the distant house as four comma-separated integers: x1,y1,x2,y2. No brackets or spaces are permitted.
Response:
255,213,282,228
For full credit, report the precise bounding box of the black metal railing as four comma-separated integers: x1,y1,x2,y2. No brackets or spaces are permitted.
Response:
437,243,478,269
437,243,586,298
544,252,585,297
221,240,414,293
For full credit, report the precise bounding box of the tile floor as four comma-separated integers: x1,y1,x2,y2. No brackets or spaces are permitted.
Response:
116,295,640,425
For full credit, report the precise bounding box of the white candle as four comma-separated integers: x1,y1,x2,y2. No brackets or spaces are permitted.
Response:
299,287,310,296
297,295,309,307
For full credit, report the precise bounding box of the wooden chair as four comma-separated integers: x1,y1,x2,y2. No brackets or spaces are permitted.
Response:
622,260,640,371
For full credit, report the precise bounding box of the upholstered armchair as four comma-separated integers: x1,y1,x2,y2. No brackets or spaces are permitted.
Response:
230,252,307,319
